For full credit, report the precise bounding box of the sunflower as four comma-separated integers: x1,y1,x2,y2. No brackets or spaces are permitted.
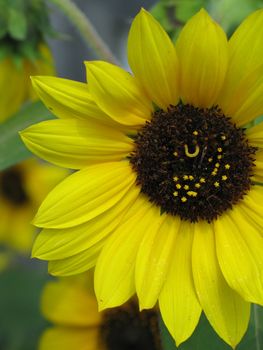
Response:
0,43,54,123
0,159,66,253
39,275,161,350
21,8,263,347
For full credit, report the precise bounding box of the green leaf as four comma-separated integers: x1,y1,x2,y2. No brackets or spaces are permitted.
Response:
151,2,177,33
151,0,263,41
19,41,41,62
255,115,263,125
7,0,28,40
0,100,54,171
0,0,8,38
151,0,209,41
208,0,263,36
175,0,208,22
0,259,50,350
0,44,12,61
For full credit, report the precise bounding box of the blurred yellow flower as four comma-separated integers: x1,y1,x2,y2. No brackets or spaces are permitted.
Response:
0,43,54,123
0,2,63,254
0,159,66,253
39,276,161,350
21,8,263,347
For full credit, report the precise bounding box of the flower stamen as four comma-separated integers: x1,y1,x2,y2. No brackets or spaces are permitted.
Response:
184,144,200,158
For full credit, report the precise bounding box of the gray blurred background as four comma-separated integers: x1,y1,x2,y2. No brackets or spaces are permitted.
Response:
48,0,156,80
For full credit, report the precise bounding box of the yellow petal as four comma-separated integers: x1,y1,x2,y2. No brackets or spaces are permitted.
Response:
33,161,136,228
215,208,263,305
20,118,133,169
41,280,101,326
236,206,263,239
0,59,27,122
0,160,66,253
159,221,201,347
135,215,179,310
231,66,263,125
39,327,102,350
218,9,263,124
240,186,263,231
247,122,263,148
32,186,140,260
219,64,263,126
5,205,35,253
20,158,67,204
48,238,105,276
128,9,179,109
254,149,263,183
0,197,12,241
31,76,113,124
94,195,157,310
25,44,55,100
85,61,153,126
228,9,263,71
193,221,250,348
176,9,228,108
0,199,34,253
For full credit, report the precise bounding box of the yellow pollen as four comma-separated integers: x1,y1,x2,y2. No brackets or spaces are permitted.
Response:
225,164,230,169
208,157,213,162
187,191,198,197
184,185,189,190
189,175,194,180
212,171,217,176
184,144,200,158
183,175,189,180
173,151,178,156
173,176,179,182
173,191,179,197
181,197,187,202
176,184,181,189
217,155,222,159
222,175,228,181
215,163,220,168
221,135,226,140
217,147,223,152
193,130,199,136
195,183,201,188
200,178,206,183
214,181,220,188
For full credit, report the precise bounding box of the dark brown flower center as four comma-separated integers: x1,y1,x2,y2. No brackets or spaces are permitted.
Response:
130,103,256,222
100,299,161,350
0,167,29,206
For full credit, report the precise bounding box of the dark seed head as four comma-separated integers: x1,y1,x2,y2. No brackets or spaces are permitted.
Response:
130,103,256,222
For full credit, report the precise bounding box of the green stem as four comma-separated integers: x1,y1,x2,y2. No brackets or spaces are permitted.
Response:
47,0,119,64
